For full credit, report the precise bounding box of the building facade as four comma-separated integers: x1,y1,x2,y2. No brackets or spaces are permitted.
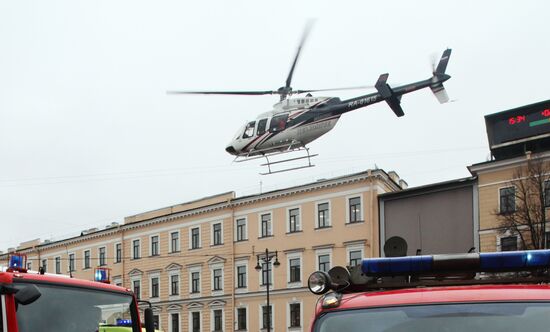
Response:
3,169,402,332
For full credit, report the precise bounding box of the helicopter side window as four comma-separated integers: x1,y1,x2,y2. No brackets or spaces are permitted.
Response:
257,118,268,136
242,121,256,139
269,114,289,133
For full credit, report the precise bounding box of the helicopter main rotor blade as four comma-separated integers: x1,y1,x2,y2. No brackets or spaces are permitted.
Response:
293,85,376,94
167,90,276,96
284,21,314,90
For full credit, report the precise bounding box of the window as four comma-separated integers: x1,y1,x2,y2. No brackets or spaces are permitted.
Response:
212,223,222,246
151,277,159,298
242,121,256,139
236,218,247,242
349,250,362,267
170,274,179,295
288,208,300,233
84,250,90,269
99,247,106,266
262,305,273,329
269,113,289,133
261,262,273,286
192,312,201,332
55,257,61,274
171,313,179,332
289,258,301,283
115,243,122,263
237,265,247,288
41,259,47,273
349,197,362,223
153,315,160,330
170,231,180,252
545,180,550,207
237,308,247,330
213,268,223,291
213,309,223,332
318,254,330,272
260,213,272,237
191,227,200,249
257,118,268,136
501,235,518,251
69,253,75,272
133,239,141,259
499,187,516,214
27,261,32,270
133,280,141,300
289,303,301,328
151,235,159,256
546,232,550,249
191,271,200,293
317,202,330,228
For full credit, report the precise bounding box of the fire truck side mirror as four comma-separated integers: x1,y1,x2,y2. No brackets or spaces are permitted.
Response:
15,284,41,305
143,307,155,332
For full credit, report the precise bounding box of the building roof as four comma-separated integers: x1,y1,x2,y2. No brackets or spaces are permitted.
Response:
378,176,476,201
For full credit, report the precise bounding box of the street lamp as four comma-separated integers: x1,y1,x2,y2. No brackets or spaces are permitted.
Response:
255,248,280,332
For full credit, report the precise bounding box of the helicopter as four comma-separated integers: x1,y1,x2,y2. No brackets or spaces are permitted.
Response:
169,29,452,175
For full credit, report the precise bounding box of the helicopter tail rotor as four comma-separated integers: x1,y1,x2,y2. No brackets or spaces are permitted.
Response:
430,48,452,104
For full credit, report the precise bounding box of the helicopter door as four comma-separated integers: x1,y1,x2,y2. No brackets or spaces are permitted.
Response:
269,113,289,133
242,121,256,139
257,118,268,136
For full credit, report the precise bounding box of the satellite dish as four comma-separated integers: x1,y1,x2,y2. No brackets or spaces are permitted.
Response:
328,266,350,287
384,236,408,257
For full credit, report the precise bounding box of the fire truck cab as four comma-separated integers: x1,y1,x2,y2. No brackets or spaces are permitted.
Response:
307,250,550,332
0,254,155,332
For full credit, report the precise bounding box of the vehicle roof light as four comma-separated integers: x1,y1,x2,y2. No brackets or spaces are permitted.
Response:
321,292,342,309
308,271,331,295
480,250,550,270
8,253,27,272
361,255,433,276
116,318,132,326
94,267,111,283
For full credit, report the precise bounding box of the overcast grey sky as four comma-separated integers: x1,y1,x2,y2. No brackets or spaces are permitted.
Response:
1,1,549,250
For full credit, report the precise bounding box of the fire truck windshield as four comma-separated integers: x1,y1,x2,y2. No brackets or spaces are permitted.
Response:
314,302,550,332
14,282,138,332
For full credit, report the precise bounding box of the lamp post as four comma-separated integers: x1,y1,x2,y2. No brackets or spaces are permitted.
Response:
255,248,280,332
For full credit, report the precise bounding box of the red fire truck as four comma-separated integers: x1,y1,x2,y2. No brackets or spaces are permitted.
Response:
307,250,550,332
1,254,155,332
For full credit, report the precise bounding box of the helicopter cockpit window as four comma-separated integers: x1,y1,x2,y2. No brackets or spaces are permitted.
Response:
269,114,289,133
257,118,268,136
242,121,256,139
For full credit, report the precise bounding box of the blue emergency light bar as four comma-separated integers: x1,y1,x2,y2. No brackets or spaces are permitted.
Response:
361,250,550,277
116,318,132,326
8,253,27,272
94,267,110,283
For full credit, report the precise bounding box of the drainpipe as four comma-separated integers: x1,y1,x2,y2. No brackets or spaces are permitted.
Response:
229,198,236,331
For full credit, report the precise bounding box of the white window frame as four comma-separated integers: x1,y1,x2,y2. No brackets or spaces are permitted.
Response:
211,221,224,246
258,211,273,238
83,249,91,270
258,260,274,290
149,272,161,302
286,206,302,233
98,246,107,266
287,299,303,331
188,310,202,332
258,303,274,331
346,194,364,224
189,266,202,298
235,259,248,293
189,226,202,250
315,200,331,229
130,276,142,300
168,311,181,332
346,244,364,267
68,252,75,272
170,230,181,253
287,252,303,287
234,217,248,242
114,242,122,263
210,308,225,332
210,263,224,296
315,248,332,272
235,305,249,331
132,238,141,259
168,270,181,300
149,234,160,256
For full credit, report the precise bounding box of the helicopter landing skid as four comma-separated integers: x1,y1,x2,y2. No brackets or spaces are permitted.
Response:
259,148,318,175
